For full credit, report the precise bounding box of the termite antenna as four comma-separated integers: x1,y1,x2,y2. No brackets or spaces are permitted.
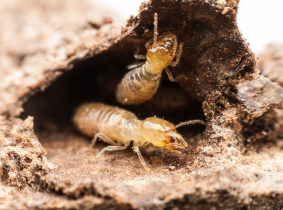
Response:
175,120,207,128
153,13,158,43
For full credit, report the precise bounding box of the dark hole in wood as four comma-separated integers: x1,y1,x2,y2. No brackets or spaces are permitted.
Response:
20,40,206,139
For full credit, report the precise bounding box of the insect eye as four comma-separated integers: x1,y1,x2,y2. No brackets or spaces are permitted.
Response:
170,136,176,142
164,41,173,49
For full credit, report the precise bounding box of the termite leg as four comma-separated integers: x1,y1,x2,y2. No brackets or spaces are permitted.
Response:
133,142,146,165
127,62,145,70
96,142,130,157
134,55,147,60
134,48,146,60
145,39,154,49
165,67,187,82
89,133,120,150
169,42,184,67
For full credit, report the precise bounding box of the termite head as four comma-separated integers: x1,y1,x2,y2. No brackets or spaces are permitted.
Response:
146,13,178,71
141,117,188,150
146,34,178,71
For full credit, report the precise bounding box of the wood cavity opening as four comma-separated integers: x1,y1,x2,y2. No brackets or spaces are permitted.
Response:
20,40,206,138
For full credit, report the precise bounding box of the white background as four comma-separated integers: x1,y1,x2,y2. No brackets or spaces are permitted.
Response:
92,0,283,55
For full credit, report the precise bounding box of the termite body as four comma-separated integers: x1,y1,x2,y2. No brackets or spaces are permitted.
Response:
116,13,186,105
73,102,206,165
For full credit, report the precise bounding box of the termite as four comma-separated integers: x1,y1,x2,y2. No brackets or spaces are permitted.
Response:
72,102,206,165
115,13,186,105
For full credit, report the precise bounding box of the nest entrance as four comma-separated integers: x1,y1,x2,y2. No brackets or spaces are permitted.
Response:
20,41,206,138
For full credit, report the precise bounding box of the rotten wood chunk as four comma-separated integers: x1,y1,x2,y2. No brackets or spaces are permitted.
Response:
122,0,256,119
242,108,283,150
237,76,283,118
0,117,49,189
258,43,283,86
0,0,122,134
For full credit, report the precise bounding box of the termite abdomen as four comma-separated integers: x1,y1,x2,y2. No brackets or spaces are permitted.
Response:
116,64,162,104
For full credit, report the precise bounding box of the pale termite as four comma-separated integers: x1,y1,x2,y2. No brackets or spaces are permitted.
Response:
73,102,206,165
115,13,186,105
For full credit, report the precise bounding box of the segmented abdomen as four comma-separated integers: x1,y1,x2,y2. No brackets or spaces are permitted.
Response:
116,63,162,105
72,103,139,143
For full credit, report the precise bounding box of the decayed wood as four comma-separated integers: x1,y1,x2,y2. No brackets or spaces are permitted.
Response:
1,0,283,209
